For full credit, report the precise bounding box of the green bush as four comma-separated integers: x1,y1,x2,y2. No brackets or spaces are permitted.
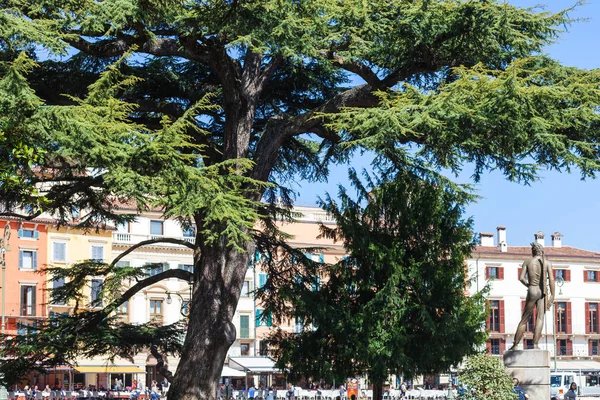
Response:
457,354,517,400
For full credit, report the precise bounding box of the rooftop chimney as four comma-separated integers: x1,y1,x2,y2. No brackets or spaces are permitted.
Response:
480,232,494,247
552,232,563,248
497,226,507,252
534,231,545,246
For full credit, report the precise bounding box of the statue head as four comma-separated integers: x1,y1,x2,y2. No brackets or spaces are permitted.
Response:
531,242,544,256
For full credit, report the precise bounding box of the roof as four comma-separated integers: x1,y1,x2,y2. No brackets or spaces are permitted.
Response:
473,245,600,259
229,357,279,373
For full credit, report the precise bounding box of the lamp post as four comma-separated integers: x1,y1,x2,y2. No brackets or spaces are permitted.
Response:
553,276,565,371
0,222,11,336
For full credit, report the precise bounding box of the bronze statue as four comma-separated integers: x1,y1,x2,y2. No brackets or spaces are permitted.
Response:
509,242,555,350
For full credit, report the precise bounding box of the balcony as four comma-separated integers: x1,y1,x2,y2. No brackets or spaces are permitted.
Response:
113,232,195,247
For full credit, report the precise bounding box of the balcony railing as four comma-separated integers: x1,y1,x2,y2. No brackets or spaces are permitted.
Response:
113,232,195,247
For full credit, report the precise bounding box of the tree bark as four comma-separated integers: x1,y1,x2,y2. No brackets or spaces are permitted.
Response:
167,239,254,400
372,381,384,400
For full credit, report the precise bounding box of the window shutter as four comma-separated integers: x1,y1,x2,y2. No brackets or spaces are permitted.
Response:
259,273,267,288
163,263,170,270
566,270,571,282
486,340,492,354
267,312,272,327
33,230,39,239
567,302,572,334
19,250,23,269
518,267,522,280
485,267,489,280
485,301,490,330
586,303,591,334
590,340,594,357
499,300,505,333
256,309,261,327
31,287,37,316
585,271,589,282
567,339,573,356
32,251,37,270
500,339,506,354
255,250,260,262
319,254,325,263
498,267,504,280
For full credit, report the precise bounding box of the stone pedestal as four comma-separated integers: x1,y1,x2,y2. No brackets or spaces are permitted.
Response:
504,349,550,400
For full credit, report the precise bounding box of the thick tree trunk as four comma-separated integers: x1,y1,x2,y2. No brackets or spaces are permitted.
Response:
167,239,253,400
372,381,384,400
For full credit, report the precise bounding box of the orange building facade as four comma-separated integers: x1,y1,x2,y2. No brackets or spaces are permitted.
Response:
0,218,50,337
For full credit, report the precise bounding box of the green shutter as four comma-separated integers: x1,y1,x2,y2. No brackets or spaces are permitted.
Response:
266,312,272,327
32,251,38,270
240,315,250,338
33,230,39,239
256,309,261,327
17,229,23,238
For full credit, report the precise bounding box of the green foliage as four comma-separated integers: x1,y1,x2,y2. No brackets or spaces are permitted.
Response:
259,166,488,384
457,354,517,400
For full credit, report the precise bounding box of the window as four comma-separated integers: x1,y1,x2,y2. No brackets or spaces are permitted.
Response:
240,343,250,356
150,299,163,323
116,222,130,233
488,300,503,332
182,225,195,238
18,229,38,239
241,281,250,297
259,340,269,356
590,340,599,356
91,279,103,307
150,220,164,236
149,263,167,276
116,260,131,267
179,264,194,273
587,302,599,334
20,285,36,316
52,276,65,305
256,309,273,327
488,339,501,355
486,266,503,280
554,269,571,282
19,249,38,270
586,270,600,283
239,315,250,338
557,339,572,356
524,339,535,350
118,301,128,314
53,242,66,262
91,245,104,261
182,300,190,317
556,302,571,334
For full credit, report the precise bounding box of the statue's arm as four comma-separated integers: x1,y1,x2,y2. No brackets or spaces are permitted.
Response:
519,261,528,286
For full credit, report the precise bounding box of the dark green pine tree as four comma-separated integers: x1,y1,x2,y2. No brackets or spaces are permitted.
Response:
259,167,488,400
2,1,600,399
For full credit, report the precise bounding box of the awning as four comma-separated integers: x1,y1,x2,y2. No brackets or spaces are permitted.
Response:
221,366,246,377
554,360,600,371
228,357,279,373
75,366,145,374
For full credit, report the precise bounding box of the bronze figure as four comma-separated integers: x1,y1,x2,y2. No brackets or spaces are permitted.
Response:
509,242,555,350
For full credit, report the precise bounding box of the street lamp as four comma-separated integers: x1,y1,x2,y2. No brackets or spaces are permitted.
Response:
553,276,565,371
165,280,193,318
0,222,11,336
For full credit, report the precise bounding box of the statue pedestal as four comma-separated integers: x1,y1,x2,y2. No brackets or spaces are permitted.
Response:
503,349,550,400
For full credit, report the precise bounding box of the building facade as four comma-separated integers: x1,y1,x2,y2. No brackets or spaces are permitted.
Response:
470,227,600,367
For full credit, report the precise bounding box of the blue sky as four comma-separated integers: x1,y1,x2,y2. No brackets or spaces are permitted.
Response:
294,1,600,251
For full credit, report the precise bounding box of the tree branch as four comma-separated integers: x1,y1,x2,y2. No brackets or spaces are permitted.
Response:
110,237,195,268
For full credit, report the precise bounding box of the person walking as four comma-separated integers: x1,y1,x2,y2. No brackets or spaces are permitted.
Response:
565,382,577,399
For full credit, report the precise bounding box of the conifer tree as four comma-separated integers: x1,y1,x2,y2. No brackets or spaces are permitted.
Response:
1,1,600,399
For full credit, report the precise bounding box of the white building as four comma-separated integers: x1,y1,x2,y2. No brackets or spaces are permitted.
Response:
469,227,600,369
